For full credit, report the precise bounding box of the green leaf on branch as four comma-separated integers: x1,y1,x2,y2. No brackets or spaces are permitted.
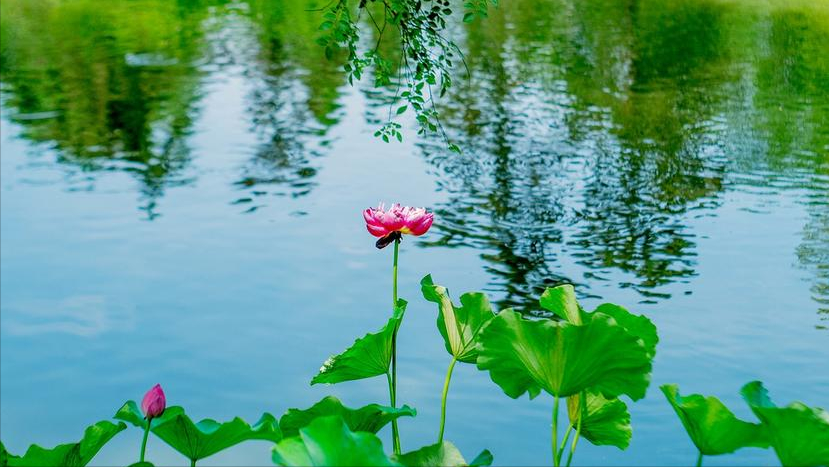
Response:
567,391,632,449
279,396,416,438
660,384,768,456
115,401,282,463
393,441,493,466
2,420,126,467
741,381,829,466
421,275,495,363
272,415,396,466
311,300,407,385
476,309,652,400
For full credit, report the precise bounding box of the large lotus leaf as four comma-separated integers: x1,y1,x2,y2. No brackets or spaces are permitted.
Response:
542,286,656,438
539,286,658,359
567,391,632,449
2,420,126,467
661,384,768,456
741,381,829,466
476,309,652,400
312,300,407,385
279,396,416,438
115,401,281,462
393,441,493,467
272,415,397,466
421,275,495,363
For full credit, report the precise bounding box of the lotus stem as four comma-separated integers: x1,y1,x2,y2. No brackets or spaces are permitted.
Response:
190,458,196,467
437,356,458,443
139,421,151,463
392,238,399,307
557,423,574,466
696,451,703,467
552,396,560,467
390,239,401,454
565,392,585,467
385,370,401,455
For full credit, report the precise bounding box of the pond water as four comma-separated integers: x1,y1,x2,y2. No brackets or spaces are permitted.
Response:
1,0,828,465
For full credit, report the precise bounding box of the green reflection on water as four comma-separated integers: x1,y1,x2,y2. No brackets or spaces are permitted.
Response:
418,0,829,316
1,0,211,217
1,0,827,320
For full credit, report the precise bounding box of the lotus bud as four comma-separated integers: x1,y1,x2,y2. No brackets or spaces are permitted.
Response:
141,384,166,420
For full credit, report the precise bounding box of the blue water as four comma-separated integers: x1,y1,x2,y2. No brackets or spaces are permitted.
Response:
1,0,828,465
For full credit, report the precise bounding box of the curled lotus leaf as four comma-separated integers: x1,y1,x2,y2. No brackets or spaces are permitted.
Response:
741,381,829,466
2,420,126,467
661,384,768,456
279,396,415,438
421,274,496,363
539,284,582,324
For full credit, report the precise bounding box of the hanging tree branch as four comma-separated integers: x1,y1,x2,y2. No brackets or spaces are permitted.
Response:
314,0,498,151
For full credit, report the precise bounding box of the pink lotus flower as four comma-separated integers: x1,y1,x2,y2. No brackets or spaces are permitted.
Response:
141,384,166,420
363,203,434,248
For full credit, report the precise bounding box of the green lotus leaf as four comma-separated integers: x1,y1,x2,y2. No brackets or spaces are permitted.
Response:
661,384,768,456
2,420,126,467
539,284,583,324
421,275,496,363
590,304,658,359
279,396,416,438
540,286,654,451
540,286,658,358
272,415,397,466
468,449,495,466
154,410,281,462
394,441,493,467
114,400,150,429
115,401,282,463
476,309,652,400
312,300,407,385
741,381,829,466
567,391,632,449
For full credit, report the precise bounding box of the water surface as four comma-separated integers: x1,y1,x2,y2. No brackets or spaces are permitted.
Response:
1,0,828,465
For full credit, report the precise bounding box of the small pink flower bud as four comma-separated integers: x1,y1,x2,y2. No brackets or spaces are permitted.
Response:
141,384,166,419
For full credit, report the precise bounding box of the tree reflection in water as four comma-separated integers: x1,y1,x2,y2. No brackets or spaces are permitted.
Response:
417,0,829,314
1,0,827,321
0,0,212,219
